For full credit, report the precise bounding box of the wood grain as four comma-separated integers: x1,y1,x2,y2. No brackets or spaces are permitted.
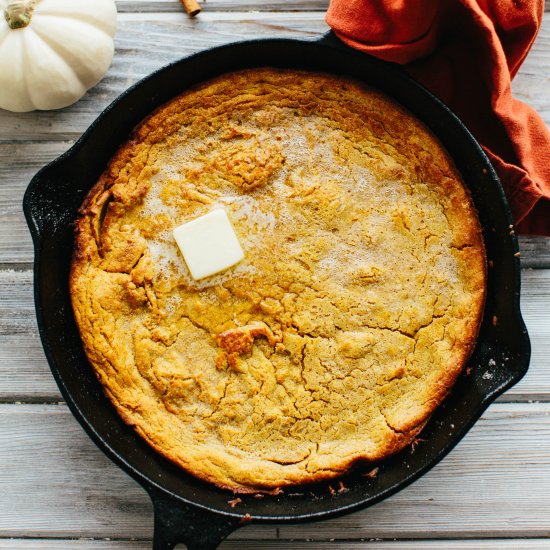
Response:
115,0,330,12
519,236,550,268
1,403,549,540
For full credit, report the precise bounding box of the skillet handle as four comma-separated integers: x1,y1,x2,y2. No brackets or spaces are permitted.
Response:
149,489,242,550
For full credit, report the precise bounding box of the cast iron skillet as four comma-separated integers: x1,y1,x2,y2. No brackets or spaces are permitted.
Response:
23,33,530,550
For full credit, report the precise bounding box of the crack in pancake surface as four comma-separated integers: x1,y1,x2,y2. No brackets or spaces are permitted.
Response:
70,69,486,493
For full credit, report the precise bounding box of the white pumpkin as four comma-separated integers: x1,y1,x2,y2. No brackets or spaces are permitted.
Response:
0,0,117,112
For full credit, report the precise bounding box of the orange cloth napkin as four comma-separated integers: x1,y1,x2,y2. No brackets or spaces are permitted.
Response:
326,0,550,235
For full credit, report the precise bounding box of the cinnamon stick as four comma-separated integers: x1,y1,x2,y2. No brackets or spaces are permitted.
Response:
180,0,201,17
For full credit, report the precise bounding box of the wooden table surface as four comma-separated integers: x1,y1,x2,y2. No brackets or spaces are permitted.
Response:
1,2,550,549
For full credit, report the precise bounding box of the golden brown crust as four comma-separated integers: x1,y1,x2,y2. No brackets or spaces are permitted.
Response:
70,69,486,493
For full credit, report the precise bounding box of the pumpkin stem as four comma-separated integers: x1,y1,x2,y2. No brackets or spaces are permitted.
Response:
4,0,36,29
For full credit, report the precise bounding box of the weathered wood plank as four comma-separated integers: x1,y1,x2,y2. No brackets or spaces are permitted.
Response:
0,403,549,540
0,267,59,399
2,540,550,549
505,269,550,401
115,0,329,12
0,265,549,401
519,236,550,268
0,13,549,143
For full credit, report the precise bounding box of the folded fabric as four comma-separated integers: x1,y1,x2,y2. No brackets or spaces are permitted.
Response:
326,0,550,235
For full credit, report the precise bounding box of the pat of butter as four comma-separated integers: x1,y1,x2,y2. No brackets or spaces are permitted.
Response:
173,208,244,280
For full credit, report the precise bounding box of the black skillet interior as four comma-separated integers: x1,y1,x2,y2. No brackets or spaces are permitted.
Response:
23,35,530,550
